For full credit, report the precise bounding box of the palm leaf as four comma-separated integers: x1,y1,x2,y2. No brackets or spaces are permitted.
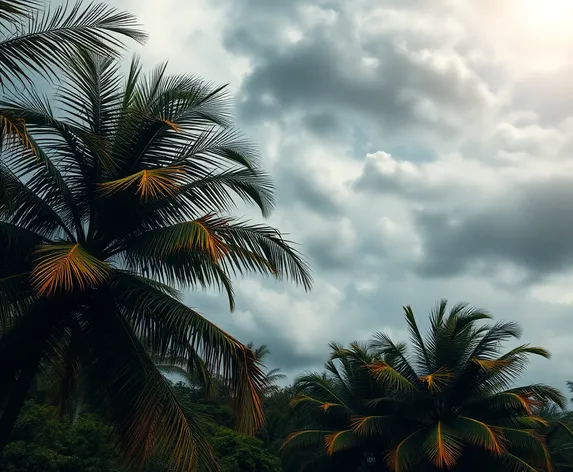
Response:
282,430,331,453
0,1,146,84
368,360,417,394
110,271,267,435
99,166,190,198
122,215,230,263
0,1,37,22
80,301,218,472
325,430,358,455
450,416,506,455
31,243,110,295
423,421,462,469
386,429,426,472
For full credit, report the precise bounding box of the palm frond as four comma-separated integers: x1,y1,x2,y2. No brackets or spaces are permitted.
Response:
386,429,426,472
0,1,38,23
450,416,505,455
423,421,462,469
325,430,358,455
282,430,331,453
31,243,110,295
212,218,313,290
0,1,146,84
99,166,189,198
81,302,218,472
403,305,431,371
350,415,398,438
122,215,230,263
110,271,267,435
368,361,417,394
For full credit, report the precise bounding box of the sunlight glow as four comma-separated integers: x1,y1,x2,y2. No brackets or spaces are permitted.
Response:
515,0,573,40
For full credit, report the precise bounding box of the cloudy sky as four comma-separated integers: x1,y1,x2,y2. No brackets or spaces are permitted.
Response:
113,0,573,391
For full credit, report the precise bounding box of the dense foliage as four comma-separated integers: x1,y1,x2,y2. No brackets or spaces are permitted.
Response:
1,315,572,472
0,383,284,472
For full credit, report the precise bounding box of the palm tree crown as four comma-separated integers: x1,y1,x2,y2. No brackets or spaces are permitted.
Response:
284,300,565,472
0,51,311,471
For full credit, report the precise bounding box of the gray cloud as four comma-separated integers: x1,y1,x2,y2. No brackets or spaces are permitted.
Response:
415,178,573,279
223,0,505,143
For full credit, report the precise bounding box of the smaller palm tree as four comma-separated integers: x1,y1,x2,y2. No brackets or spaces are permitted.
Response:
283,300,566,472
156,342,285,399
538,405,573,472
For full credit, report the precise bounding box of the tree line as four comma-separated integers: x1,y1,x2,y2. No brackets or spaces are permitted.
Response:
2,301,573,471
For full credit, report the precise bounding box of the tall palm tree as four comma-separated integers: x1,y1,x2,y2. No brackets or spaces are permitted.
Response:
0,51,311,471
283,301,565,472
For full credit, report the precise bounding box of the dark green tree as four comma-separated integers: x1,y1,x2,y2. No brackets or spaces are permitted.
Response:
0,401,118,472
284,301,566,472
0,50,311,470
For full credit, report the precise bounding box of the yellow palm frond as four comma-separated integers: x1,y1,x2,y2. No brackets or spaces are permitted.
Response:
31,243,110,295
1,114,31,149
419,367,453,392
99,166,187,198
473,357,511,371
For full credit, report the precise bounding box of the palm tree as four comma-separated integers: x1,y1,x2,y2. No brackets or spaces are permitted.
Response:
247,343,286,394
283,300,565,472
155,343,285,400
0,51,311,471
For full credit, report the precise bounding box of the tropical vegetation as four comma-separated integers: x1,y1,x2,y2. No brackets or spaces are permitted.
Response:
0,1,572,472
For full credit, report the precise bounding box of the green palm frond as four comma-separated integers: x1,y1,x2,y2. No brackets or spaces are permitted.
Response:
110,271,267,435
450,416,506,455
368,360,417,394
0,1,146,85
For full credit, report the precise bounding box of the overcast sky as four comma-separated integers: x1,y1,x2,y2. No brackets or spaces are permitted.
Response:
111,0,573,392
